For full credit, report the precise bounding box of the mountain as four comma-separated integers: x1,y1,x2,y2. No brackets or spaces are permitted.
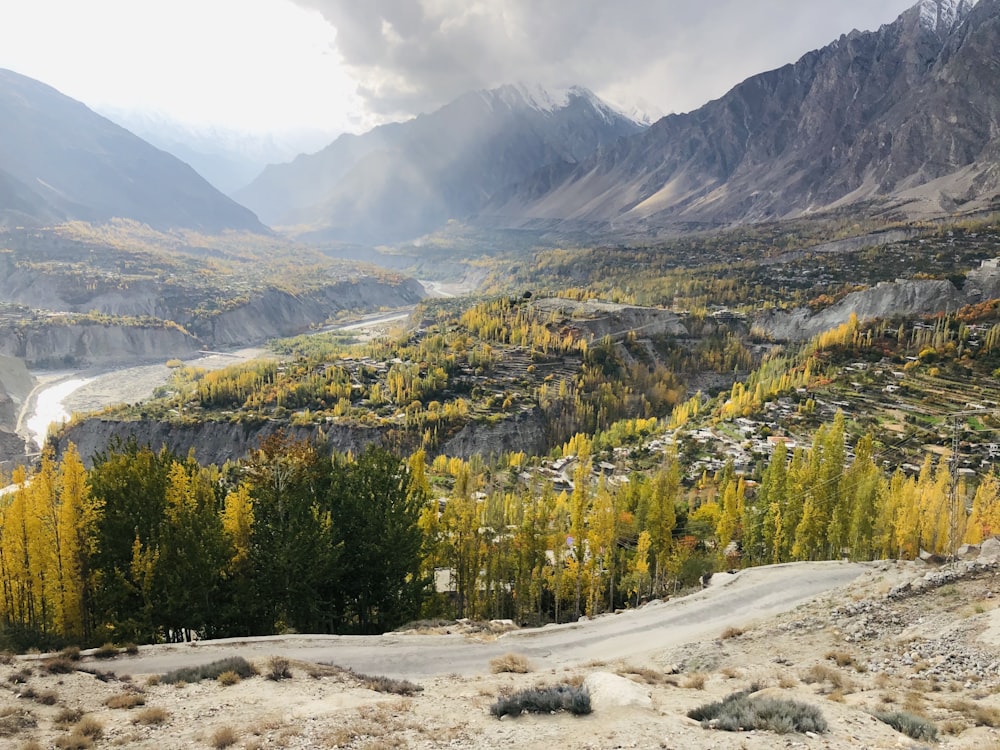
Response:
234,84,645,243
482,0,1000,231
100,108,336,195
0,69,265,232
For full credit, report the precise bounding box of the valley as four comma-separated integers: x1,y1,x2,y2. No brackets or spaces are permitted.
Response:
4,2,1000,747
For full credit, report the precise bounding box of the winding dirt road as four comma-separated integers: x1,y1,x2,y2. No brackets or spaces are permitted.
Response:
104,561,865,679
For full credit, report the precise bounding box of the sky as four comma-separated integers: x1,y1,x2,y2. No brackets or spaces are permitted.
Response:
0,0,919,138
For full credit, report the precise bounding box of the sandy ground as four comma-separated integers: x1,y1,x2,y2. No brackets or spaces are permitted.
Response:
5,558,1000,749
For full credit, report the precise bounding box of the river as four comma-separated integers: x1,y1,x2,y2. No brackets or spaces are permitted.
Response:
23,376,95,448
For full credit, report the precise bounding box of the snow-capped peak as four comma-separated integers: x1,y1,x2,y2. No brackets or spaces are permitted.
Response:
479,83,644,126
916,0,979,34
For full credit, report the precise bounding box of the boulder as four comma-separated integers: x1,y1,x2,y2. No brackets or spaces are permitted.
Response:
583,672,653,712
980,537,1000,563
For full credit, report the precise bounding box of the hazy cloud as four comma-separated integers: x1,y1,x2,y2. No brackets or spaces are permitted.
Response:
295,0,916,120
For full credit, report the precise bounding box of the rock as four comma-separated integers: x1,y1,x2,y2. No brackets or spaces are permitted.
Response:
955,544,980,560
583,672,653,712
980,537,1000,563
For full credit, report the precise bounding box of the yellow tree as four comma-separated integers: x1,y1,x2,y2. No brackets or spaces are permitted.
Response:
965,471,1000,543
53,444,99,639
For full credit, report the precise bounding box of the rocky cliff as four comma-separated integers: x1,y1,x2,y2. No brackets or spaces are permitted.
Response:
754,277,970,341
0,323,202,368
54,418,389,467
192,277,427,347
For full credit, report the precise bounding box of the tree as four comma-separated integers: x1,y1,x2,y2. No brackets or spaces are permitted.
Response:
334,447,428,633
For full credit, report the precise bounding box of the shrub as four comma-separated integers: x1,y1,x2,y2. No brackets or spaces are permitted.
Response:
352,671,423,696
123,642,139,655
720,626,744,640
490,685,592,718
872,710,938,741
266,656,292,681
55,708,84,726
683,672,708,690
54,734,92,750
825,650,855,668
217,670,242,686
104,692,145,709
75,716,104,739
60,646,82,661
0,651,14,665
134,707,169,725
43,656,76,675
32,689,59,705
490,653,532,674
688,689,828,734
161,657,256,684
0,707,37,737
210,726,239,748
92,643,119,660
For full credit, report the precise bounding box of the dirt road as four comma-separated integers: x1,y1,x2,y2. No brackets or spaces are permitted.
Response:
107,561,865,679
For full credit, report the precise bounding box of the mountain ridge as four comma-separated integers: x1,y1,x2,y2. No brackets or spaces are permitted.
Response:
234,83,645,243
479,0,1000,232
0,68,266,233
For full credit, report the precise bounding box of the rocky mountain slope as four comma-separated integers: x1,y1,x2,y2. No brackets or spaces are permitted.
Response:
235,84,644,243
483,0,1000,231
0,69,265,232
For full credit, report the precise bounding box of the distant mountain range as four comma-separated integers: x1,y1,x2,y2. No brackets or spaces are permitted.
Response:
3,0,997,244
234,83,645,243
0,69,265,233
482,0,1000,231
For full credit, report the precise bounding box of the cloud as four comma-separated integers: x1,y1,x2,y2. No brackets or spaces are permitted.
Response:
293,0,916,120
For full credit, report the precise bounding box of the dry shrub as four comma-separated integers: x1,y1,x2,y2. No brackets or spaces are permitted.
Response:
134,707,169,725
948,699,1000,727
43,656,76,675
683,672,708,690
55,708,84,726
0,707,37,737
778,674,798,689
60,646,82,661
105,692,145,709
0,651,14,665
825,650,855,668
266,656,292,681
123,642,139,655
20,740,44,750
489,653,532,674
618,665,668,684
32,689,59,705
217,670,242,686
210,726,239,748
688,689,828,734
719,667,742,680
75,716,104,739
54,733,92,750
802,663,854,693
720,625,744,640
92,643,119,660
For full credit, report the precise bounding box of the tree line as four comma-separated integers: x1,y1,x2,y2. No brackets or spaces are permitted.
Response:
3,415,999,650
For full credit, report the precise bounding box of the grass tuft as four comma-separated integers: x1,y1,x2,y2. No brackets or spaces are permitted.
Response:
134,707,169,725
490,685,591,718
688,689,827,734
489,653,532,674
217,670,242,686
720,625,744,640
104,692,145,709
210,726,239,748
